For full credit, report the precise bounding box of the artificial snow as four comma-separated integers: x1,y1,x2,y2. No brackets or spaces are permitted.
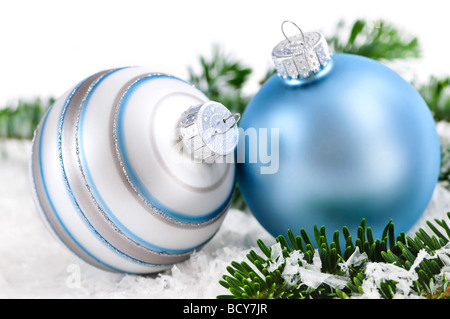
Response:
0,138,274,298
339,247,368,274
358,245,450,299
1,124,450,298
267,243,349,290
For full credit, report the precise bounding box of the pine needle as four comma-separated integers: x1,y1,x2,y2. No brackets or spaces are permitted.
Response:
217,214,450,299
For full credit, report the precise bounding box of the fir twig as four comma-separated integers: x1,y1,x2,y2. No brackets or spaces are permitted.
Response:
259,18,421,84
0,97,53,139
188,44,252,117
416,76,450,122
218,213,450,299
327,19,421,61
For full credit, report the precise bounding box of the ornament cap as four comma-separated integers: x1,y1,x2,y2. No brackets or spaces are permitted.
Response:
272,21,332,80
178,101,239,163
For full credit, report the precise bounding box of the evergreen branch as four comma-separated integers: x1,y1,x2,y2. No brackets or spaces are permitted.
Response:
327,19,421,61
0,97,53,139
217,213,450,299
260,18,422,85
416,76,450,122
188,44,252,116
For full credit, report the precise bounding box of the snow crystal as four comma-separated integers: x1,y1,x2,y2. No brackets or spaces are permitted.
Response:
269,246,349,290
339,247,368,274
266,236,450,297
433,242,450,266
359,244,450,299
267,242,284,272
362,262,419,298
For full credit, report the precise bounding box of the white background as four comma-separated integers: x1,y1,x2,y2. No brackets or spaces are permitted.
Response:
0,0,448,106
1,1,450,298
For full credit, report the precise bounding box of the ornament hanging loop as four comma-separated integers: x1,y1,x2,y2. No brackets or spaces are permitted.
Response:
178,102,239,163
214,113,240,136
273,21,332,80
281,20,306,45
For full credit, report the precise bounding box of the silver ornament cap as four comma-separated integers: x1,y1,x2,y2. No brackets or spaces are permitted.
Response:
178,101,240,163
272,21,332,80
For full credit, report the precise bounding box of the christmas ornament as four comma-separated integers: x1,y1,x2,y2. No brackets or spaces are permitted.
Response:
30,66,239,274
237,21,441,241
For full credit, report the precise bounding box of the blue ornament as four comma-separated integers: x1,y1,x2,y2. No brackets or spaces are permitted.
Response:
237,22,441,241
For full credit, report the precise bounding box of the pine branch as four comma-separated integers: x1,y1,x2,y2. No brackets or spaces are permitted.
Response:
0,97,53,139
327,19,421,61
217,213,450,299
260,18,421,85
188,44,252,117
416,76,450,122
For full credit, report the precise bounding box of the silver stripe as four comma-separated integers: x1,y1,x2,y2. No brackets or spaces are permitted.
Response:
30,81,116,273
60,68,192,266
111,73,232,229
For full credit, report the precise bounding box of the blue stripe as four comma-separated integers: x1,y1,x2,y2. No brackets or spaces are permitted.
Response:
116,74,233,223
78,69,207,254
36,81,135,273
45,71,168,272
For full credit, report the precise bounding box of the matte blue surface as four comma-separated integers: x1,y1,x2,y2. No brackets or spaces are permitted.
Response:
237,53,441,241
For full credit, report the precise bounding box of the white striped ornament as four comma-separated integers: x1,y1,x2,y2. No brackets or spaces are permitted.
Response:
30,67,236,274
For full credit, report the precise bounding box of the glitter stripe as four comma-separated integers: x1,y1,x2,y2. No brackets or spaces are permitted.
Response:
58,69,190,270
72,67,197,260
31,77,129,273
112,74,233,226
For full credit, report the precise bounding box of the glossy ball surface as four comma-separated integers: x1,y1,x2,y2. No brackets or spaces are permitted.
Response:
237,53,440,240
